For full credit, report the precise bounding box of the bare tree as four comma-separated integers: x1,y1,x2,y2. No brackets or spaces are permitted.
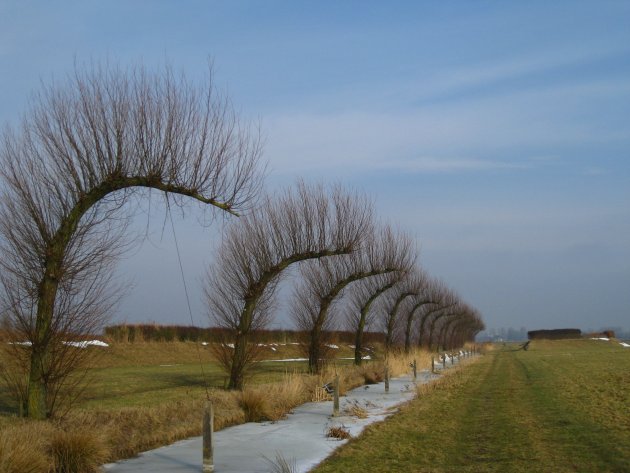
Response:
206,181,373,389
428,302,470,351
398,279,453,353
0,62,264,419
416,288,459,349
345,231,415,364
376,269,429,355
345,272,401,365
292,225,411,373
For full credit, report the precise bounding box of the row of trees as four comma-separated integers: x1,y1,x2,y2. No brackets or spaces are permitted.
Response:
206,181,484,389
0,62,483,419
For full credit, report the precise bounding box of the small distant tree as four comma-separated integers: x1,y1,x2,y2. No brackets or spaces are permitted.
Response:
206,181,373,390
0,62,264,419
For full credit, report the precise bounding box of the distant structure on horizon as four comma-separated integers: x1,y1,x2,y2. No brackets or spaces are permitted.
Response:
527,329,582,340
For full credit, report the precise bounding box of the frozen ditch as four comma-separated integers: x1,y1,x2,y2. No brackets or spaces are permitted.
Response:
103,361,456,472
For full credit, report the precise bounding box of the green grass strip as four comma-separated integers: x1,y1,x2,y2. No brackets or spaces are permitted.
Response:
314,341,630,473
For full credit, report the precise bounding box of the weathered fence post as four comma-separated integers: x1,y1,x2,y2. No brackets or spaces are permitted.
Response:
333,374,340,416
384,363,390,393
431,356,435,373
203,401,214,473
451,353,454,366
413,359,417,380
442,354,446,369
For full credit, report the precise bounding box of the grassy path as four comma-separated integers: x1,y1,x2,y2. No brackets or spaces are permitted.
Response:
314,341,630,473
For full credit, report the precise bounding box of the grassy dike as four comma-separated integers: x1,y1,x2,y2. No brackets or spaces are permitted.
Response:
313,340,630,473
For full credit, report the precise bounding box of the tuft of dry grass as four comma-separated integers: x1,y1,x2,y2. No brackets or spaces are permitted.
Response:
358,366,383,385
326,425,351,440
238,388,271,422
49,428,109,473
263,451,298,473
342,399,368,419
0,422,50,473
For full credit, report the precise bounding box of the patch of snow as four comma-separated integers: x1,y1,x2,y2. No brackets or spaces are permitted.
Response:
224,343,235,349
258,358,308,363
270,347,277,351
7,341,32,346
325,344,339,349
200,342,208,346
591,337,610,341
63,340,109,348
620,342,630,348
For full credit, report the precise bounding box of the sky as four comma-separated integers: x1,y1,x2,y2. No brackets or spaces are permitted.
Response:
1,1,629,333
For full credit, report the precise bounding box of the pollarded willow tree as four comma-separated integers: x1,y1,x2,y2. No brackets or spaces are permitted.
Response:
0,63,264,419
400,279,453,353
206,181,373,390
345,270,408,365
375,269,429,355
293,225,413,373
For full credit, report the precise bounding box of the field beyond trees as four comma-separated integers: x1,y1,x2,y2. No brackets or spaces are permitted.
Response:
314,339,630,473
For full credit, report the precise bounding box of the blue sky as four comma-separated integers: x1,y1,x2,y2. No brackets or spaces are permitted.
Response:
1,1,629,333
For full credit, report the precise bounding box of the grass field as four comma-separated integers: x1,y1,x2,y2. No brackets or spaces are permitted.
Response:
313,339,630,473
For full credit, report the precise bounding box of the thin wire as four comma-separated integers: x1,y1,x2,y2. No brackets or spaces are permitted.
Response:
165,196,211,401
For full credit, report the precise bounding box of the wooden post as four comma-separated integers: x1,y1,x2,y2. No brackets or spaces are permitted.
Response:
412,359,417,380
333,374,339,416
451,353,454,366
203,401,214,473
384,363,390,393
431,356,435,373
442,354,446,369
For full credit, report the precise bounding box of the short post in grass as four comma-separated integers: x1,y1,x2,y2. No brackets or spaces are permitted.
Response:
413,359,417,380
333,374,340,416
431,356,435,373
442,354,446,369
451,353,454,366
384,363,390,393
203,401,214,473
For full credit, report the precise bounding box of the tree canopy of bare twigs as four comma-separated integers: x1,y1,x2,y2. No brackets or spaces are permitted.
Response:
292,225,413,373
0,62,264,419
206,181,373,390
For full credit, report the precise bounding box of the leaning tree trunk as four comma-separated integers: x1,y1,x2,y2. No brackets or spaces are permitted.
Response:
354,284,394,365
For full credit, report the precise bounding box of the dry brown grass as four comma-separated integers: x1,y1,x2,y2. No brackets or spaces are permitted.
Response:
49,428,109,473
0,421,50,473
342,399,368,419
326,425,351,440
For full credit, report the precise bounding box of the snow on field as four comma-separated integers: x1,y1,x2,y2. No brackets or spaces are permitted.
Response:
9,340,108,348
620,342,630,348
63,340,109,348
591,337,610,341
325,344,339,349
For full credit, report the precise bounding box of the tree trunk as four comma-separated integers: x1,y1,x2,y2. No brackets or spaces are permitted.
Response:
308,328,322,374
354,322,365,365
